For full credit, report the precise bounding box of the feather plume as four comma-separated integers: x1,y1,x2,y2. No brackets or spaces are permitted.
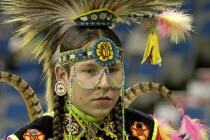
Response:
157,10,193,43
1,0,181,112
179,108,209,140
152,115,182,140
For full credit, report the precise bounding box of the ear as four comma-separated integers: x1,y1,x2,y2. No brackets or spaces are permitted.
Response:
55,65,68,82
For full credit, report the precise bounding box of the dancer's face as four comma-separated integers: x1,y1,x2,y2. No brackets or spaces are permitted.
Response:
69,59,123,117
55,41,123,117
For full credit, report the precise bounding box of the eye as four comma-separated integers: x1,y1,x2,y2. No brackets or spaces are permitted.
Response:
85,69,95,73
109,68,119,73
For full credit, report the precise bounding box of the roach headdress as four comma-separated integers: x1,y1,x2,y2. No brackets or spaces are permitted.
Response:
1,0,193,112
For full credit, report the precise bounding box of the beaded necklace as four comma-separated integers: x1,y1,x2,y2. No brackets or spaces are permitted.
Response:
64,100,119,140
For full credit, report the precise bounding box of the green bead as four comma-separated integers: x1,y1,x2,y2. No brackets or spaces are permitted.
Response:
122,80,125,85
111,80,116,86
69,112,72,117
121,87,125,93
67,134,73,139
95,80,100,86
122,130,126,137
78,82,83,87
69,88,73,95
122,130,125,136
122,109,125,115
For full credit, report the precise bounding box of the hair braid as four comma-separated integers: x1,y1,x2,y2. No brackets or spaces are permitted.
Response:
111,98,123,140
53,94,65,140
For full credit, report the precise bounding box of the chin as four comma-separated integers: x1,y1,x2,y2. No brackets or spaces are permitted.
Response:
91,108,112,117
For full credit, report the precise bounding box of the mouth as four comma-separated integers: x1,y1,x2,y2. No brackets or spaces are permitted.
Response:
94,96,111,100
93,97,112,103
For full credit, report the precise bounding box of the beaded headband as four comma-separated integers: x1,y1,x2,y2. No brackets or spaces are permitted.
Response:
59,38,123,66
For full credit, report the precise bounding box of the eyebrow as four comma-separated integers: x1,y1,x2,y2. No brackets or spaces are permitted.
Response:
80,63,98,67
109,63,121,67
78,61,99,67
78,60,122,67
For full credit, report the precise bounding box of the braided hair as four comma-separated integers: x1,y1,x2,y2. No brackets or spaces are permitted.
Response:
111,98,123,140
53,94,65,140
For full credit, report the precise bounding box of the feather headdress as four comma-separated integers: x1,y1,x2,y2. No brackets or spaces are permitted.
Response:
1,0,182,112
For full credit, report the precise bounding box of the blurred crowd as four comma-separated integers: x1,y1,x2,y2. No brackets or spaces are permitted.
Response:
0,0,210,138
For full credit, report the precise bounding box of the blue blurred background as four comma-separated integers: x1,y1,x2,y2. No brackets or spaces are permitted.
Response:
0,0,210,138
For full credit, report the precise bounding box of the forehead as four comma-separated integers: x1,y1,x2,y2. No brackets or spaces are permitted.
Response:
75,59,122,67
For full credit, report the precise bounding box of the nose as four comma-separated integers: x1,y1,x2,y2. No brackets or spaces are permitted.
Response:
98,72,111,89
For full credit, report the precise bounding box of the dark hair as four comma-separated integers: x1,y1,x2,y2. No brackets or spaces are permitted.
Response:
61,26,121,52
53,26,123,139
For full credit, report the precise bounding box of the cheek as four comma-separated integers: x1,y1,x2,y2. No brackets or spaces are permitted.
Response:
71,82,89,104
114,89,121,100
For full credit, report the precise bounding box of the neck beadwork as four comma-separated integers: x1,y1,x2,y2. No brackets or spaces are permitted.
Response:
64,99,119,140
